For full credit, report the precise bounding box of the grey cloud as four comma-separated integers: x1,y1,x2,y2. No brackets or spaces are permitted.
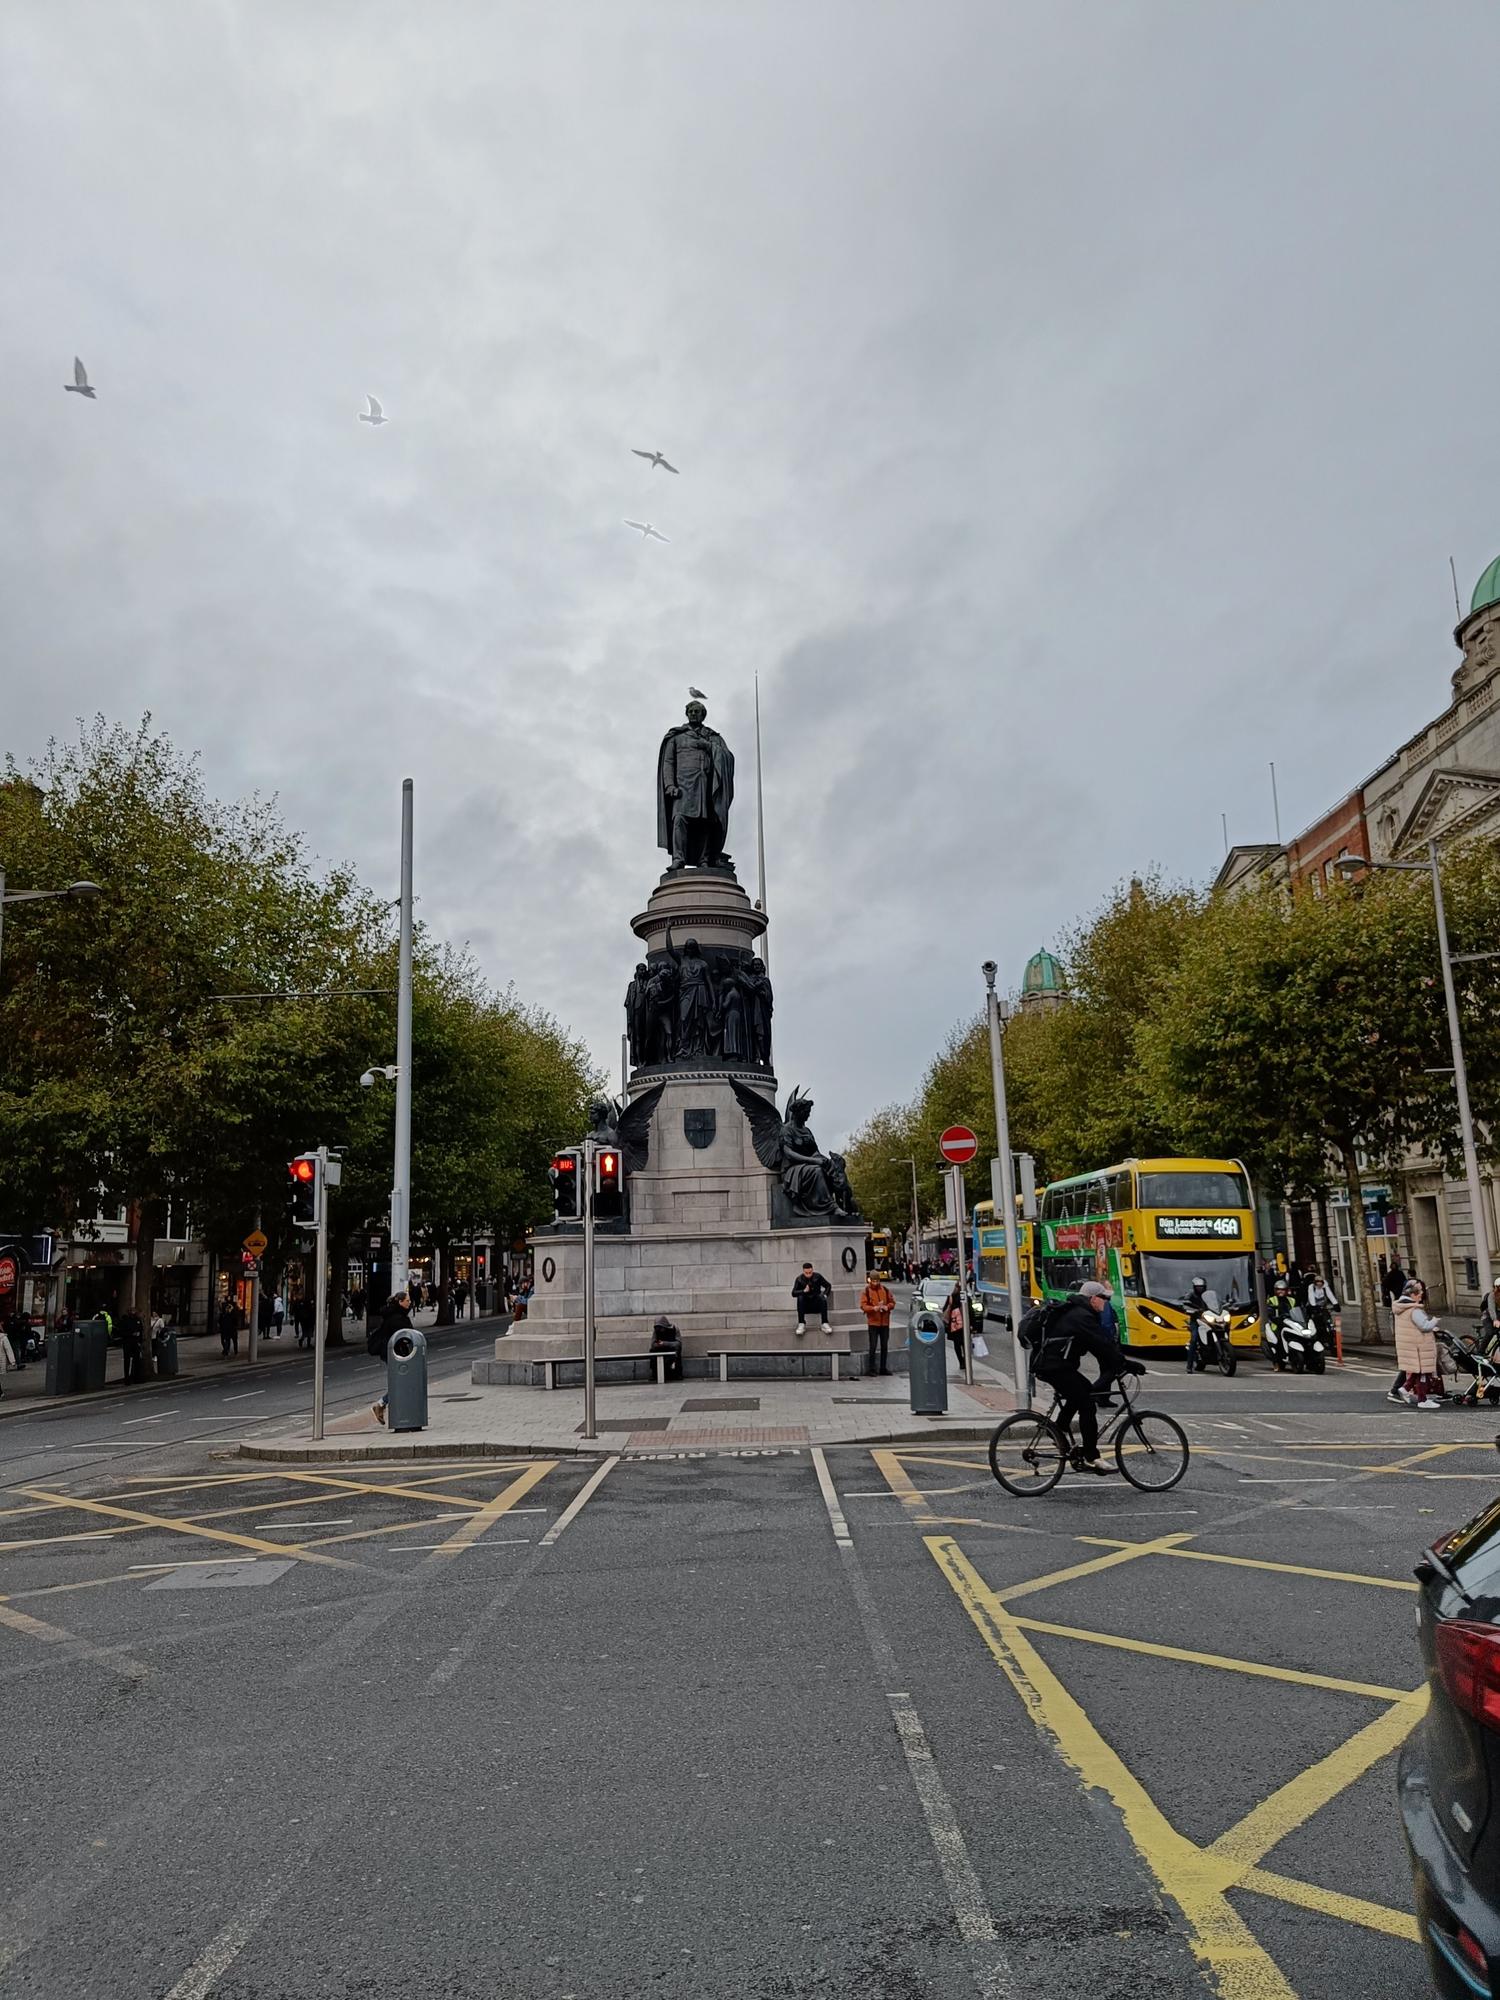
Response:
5,1,1500,1143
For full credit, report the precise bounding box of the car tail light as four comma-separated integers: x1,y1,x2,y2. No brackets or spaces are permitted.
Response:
1458,1925,1491,1980
1435,1619,1500,1731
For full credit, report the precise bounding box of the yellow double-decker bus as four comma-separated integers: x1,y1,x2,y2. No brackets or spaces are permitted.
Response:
971,1200,1037,1324
867,1228,894,1277
1035,1157,1259,1349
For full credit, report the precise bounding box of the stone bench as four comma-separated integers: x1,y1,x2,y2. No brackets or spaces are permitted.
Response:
540,1351,671,1391
708,1348,847,1383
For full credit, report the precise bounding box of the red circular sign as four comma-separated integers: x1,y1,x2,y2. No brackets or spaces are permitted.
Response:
938,1126,979,1164
0,1255,17,1294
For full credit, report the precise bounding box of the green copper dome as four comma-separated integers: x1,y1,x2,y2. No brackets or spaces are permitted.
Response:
1472,555,1500,615
1022,949,1065,996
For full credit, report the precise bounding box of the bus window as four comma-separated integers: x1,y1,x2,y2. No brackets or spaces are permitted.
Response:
1136,1168,1248,1208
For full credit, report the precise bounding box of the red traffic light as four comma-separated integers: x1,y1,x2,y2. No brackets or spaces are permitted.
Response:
289,1158,316,1183
601,1152,618,1177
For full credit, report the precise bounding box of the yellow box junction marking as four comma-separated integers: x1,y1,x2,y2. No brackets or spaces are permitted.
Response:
422,1460,557,1560
926,1534,1421,1994
14,1487,357,1571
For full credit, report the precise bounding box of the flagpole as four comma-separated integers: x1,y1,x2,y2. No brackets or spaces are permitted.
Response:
754,673,770,973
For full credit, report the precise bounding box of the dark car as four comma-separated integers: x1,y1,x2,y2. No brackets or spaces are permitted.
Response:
1401,1491,1500,1995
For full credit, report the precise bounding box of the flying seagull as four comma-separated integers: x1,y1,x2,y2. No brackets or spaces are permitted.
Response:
624,520,670,543
632,449,679,474
688,686,706,699
66,356,95,399
359,395,386,426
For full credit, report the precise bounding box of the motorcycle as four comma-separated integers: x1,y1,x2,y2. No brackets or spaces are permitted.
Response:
1263,1307,1326,1374
1192,1304,1238,1377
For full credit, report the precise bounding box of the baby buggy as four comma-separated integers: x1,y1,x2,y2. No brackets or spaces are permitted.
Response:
1436,1325,1500,1407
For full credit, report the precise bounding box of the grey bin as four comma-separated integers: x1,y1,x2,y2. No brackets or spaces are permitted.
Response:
908,1312,949,1415
75,1318,109,1392
154,1329,179,1379
386,1327,428,1432
45,1327,77,1396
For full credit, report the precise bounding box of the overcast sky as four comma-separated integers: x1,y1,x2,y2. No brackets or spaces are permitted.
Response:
5,2,1500,1142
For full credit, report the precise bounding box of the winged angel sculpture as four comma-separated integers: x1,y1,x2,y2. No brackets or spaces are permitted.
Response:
586,1083,667,1169
727,1080,859,1221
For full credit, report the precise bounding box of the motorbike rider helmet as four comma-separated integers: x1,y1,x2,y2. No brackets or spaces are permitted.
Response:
1274,1278,1289,1292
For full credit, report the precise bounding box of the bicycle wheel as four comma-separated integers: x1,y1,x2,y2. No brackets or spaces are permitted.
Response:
988,1413,1066,1496
1114,1408,1189,1492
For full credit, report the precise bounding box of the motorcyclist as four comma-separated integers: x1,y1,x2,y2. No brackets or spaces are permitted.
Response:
1264,1276,1297,1372
1303,1268,1339,1344
1033,1280,1145,1475
1183,1276,1213,1374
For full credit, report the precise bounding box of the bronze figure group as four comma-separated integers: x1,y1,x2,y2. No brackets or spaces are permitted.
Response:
625,929,773,1069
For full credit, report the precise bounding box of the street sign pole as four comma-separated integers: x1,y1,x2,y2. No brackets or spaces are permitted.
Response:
582,1136,598,1441
313,1146,329,1442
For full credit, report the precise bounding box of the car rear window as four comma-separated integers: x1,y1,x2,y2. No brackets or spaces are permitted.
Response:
1439,1495,1500,1595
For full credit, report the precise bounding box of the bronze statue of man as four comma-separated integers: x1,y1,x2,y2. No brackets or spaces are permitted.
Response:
657,699,734,870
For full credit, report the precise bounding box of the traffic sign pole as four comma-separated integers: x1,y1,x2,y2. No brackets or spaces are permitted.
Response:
951,1164,974,1386
247,1212,261,1368
313,1148,329,1441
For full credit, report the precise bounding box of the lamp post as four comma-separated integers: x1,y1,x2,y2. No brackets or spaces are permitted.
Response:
1337,843,1493,1298
890,1157,921,1274
0,871,102,975
981,962,1029,1405
392,781,415,1297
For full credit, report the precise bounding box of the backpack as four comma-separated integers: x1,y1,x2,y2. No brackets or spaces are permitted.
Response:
1017,1299,1069,1356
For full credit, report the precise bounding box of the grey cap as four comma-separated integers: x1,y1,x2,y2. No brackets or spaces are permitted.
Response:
1078,1281,1112,1301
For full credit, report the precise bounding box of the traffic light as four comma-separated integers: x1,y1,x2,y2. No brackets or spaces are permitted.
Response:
287,1153,321,1229
550,1151,580,1220
594,1146,624,1217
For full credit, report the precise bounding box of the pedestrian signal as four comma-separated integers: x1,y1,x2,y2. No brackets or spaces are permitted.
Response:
550,1151,580,1220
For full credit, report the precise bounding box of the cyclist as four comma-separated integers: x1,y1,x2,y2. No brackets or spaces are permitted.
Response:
1034,1280,1145,1474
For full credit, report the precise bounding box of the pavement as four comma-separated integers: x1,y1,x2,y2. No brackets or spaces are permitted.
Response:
1,1349,1484,1999
0,1301,481,1410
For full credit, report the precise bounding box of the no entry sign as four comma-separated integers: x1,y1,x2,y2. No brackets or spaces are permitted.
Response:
938,1126,979,1165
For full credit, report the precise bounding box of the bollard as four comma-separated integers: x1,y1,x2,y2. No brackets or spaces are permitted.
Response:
1333,1313,1344,1365
386,1326,429,1432
908,1311,949,1416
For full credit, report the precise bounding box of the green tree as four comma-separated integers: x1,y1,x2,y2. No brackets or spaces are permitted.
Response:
1136,875,1457,1335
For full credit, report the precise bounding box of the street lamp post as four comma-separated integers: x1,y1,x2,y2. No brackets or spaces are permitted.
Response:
981,962,1029,1406
0,870,102,975
1338,842,1494,1298
890,1157,921,1273
391,781,415,1297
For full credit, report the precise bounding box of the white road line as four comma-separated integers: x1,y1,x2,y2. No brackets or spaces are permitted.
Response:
162,1897,274,2000
128,1558,260,1572
121,1415,169,1426
539,1456,620,1546
223,1391,267,1402
260,1519,353,1529
189,1417,263,1425
399,1538,530,1552
889,1695,1004,1949
811,1447,852,1547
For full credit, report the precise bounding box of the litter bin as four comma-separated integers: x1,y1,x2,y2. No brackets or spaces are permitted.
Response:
386,1326,428,1432
154,1328,180,1378
75,1317,109,1393
45,1327,77,1396
908,1311,949,1415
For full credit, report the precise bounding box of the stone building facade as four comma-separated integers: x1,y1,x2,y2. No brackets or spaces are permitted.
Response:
1218,560,1500,1315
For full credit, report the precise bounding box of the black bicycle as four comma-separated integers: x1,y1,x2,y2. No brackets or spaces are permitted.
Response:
987,1370,1189,1496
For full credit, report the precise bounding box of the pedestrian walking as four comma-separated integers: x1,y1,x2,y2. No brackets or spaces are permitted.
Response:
1382,1255,1408,1308
792,1262,832,1336
1479,1279,1500,1356
945,1284,966,1368
1392,1280,1445,1408
859,1272,895,1376
272,1291,286,1336
368,1291,412,1426
218,1296,241,1357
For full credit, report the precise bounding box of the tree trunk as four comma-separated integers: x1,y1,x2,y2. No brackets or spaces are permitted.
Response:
1339,1144,1379,1341
129,1198,165,1378
1315,1192,1334,1285
435,1245,456,1328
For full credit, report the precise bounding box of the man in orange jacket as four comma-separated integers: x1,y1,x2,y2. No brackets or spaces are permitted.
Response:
859,1273,896,1376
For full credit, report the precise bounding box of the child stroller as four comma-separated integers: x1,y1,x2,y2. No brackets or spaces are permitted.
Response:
1436,1325,1500,1407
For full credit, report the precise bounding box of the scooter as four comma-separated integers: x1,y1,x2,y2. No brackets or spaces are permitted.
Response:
1192,1305,1239,1377
1263,1307,1326,1375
